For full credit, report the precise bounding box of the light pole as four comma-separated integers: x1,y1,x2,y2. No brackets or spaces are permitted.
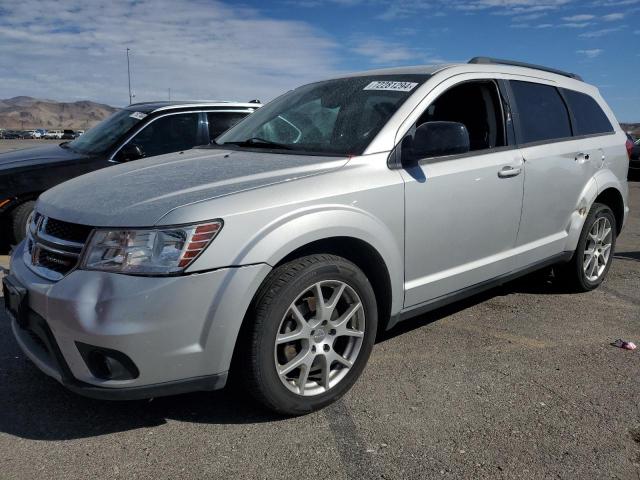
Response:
168,88,171,101
126,48,132,105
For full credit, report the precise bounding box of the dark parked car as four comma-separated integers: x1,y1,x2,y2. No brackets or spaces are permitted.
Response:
627,134,640,173
0,101,260,243
2,130,24,139
61,129,76,140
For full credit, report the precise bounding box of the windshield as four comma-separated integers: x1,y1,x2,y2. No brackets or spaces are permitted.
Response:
67,109,144,155
217,74,430,156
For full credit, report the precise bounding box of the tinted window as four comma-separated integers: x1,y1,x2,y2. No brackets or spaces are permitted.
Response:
207,112,250,140
562,89,613,136
510,81,572,144
217,75,430,155
129,113,201,157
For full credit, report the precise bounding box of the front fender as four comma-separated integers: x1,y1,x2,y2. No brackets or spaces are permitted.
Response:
192,204,405,316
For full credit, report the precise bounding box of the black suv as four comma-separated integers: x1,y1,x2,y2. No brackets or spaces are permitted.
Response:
0,101,260,243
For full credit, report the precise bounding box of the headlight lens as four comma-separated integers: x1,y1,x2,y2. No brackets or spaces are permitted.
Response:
81,221,222,274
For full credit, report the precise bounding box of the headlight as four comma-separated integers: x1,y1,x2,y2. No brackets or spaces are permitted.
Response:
81,221,222,275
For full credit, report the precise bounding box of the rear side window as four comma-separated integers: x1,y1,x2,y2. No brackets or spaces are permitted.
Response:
562,89,613,136
207,112,249,140
510,81,572,144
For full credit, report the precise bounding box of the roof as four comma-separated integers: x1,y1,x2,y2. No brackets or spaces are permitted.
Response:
125,100,262,113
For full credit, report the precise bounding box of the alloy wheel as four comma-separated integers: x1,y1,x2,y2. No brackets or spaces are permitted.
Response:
274,280,365,397
583,216,613,282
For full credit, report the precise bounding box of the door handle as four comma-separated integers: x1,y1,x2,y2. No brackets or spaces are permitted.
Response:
575,152,591,163
498,165,522,178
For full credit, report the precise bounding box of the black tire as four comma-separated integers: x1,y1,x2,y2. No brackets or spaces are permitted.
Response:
558,202,617,292
240,254,378,415
10,201,35,245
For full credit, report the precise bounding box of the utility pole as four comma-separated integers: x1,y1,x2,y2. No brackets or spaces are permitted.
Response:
126,48,132,105
168,88,171,101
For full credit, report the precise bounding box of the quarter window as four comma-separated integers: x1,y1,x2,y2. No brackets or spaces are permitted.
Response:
562,89,613,136
510,81,572,144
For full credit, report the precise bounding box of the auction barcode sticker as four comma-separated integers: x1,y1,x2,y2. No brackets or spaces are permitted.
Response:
129,111,147,120
363,81,418,92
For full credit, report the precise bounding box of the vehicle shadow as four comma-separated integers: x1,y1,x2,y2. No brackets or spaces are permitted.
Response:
378,267,568,343
615,251,640,263
0,267,582,441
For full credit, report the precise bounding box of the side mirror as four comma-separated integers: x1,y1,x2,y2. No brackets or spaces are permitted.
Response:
402,121,470,165
117,143,144,162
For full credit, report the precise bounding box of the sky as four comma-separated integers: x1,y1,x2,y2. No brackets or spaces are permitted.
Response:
0,0,638,121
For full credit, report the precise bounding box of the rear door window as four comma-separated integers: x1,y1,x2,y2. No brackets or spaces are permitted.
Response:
207,112,249,141
129,113,200,157
561,89,613,136
510,81,572,144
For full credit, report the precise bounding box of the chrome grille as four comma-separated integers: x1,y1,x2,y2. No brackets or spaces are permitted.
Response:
24,214,92,281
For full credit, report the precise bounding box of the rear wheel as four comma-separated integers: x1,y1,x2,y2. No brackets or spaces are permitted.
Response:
10,201,35,244
559,202,616,292
241,254,377,415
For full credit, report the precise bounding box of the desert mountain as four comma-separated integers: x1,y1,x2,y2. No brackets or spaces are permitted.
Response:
0,96,118,130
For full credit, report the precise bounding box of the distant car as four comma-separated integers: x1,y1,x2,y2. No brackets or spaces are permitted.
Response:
61,129,75,140
2,130,23,139
0,100,260,243
36,129,47,138
44,130,63,139
24,130,42,139
74,130,85,138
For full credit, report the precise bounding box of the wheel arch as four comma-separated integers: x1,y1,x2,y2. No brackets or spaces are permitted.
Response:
594,187,624,235
228,234,398,383
277,236,394,335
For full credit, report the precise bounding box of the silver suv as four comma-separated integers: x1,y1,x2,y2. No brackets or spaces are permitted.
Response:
3,58,630,415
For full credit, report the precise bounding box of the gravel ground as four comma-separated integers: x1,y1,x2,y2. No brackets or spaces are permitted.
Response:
0,140,638,479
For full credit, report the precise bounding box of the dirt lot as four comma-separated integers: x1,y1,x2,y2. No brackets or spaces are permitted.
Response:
0,139,639,479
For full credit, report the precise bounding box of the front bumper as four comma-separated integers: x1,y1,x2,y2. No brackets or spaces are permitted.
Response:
7,241,271,399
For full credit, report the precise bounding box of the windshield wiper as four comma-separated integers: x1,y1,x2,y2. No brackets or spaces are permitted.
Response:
221,137,293,150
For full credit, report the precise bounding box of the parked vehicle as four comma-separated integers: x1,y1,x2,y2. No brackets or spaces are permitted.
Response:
61,129,76,140
44,130,63,139
0,101,260,243
626,134,640,171
3,58,629,415
1,130,23,139
75,130,85,137
25,130,42,139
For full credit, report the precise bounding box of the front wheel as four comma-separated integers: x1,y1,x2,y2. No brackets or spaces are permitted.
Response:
559,202,616,292
10,201,36,245
241,254,378,415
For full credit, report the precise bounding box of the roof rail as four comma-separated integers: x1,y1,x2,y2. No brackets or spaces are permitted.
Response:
468,57,583,81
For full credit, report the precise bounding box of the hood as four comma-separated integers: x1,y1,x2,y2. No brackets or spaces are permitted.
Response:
38,147,348,227
0,144,86,170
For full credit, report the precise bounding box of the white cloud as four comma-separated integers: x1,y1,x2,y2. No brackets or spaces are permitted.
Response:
562,22,592,27
579,25,626,36
602,12,625,20
577,48,604,58
562,14,595,21
0,0,342,106
350,38,418,64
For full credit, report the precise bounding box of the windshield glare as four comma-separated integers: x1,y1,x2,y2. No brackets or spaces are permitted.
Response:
68,109,143,155
217,75,430,156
